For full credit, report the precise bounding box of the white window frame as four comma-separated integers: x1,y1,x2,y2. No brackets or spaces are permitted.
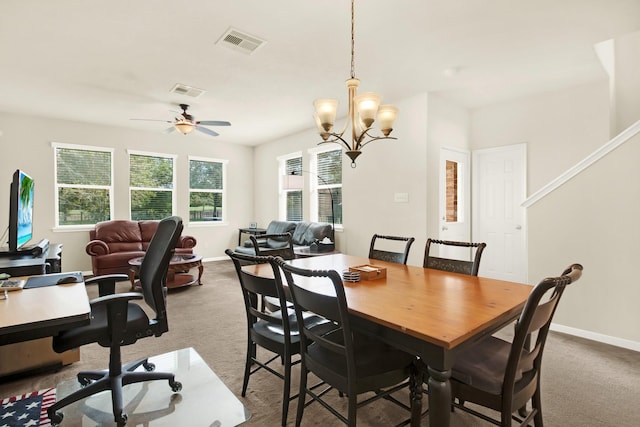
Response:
308,146,342,228
127,149,177,220
188,155,228,226
52,142,114,230
277,152,303,221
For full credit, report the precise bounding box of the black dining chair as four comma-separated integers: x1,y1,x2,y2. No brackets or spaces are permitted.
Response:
273,256,415,427
368,234,415,264
225,249,327,426
47,216,184,427
250,232,296,260
448,263,583,426
423,238,486,276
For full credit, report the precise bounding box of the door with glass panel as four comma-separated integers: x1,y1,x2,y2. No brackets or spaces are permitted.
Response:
438,148,471,260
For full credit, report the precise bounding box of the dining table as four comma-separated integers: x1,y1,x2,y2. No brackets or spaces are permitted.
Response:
243,253,532,427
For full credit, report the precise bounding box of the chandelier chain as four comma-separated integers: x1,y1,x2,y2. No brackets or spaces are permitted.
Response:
350,0,355,79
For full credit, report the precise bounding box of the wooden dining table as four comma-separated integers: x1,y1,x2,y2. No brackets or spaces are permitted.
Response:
244,253,532,427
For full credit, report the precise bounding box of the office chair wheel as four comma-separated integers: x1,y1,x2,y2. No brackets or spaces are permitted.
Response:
170,380,183,392
78,377,92,387
116,412,128,426
49,411,63,425
143,361,155,371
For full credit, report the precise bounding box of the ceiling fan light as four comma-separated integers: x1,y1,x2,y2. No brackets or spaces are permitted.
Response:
175,122,194,135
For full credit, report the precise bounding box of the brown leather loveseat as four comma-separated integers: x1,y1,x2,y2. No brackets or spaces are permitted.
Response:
85,219,197,276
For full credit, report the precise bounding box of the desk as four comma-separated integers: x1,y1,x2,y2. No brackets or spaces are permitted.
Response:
245,253,532,427
0,279,91,376
0,243,63,276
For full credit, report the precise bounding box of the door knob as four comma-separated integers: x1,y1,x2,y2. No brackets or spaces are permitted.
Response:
442,226,448,231
515,225,522,230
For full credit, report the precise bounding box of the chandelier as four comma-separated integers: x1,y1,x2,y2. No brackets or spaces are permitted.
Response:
313,0,398,168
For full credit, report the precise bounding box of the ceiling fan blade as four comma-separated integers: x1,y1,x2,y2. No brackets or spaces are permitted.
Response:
195,126,219,137
130,118,173,123
163,126,176,134
197,120,231,126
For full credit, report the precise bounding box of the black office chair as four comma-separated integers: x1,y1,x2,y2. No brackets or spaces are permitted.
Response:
47,216,184,426
449,263,583,426
225,249,327,426
423,238,486,276
368,234,415,264
274,257,415,427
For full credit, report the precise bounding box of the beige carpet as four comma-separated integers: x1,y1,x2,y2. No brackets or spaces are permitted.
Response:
1,260,639,426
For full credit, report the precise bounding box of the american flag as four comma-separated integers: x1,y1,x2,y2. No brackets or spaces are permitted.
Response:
0,388,56,427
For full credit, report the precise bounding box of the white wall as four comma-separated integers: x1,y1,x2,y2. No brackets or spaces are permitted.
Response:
426,94,472,243
0,112,255,272
614,30,640,134
527,132,640,346
470,81,640,348
471,81,610,194
253,92,472,267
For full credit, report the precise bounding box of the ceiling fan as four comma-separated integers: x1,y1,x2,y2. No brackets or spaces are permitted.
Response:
131,104,231,137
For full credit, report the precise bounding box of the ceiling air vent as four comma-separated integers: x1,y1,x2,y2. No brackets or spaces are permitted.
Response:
170,84,205,98
217,28,265,55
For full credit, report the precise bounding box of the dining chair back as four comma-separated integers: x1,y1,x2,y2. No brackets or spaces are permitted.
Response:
449,263,583,426
274,257,414,427
368,234,415,264
226,249,299,426
423,238,486,276
250,232,296,260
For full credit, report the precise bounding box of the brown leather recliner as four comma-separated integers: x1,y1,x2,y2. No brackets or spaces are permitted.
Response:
85,220,197,276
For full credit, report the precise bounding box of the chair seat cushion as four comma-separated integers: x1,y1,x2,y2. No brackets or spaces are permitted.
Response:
308,331,413,394
452,336,531,395
53,302,150,353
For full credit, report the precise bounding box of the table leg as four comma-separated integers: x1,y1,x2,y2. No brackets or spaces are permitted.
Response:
197,262,204,285
427,365,452,427
128,267,137,291
409,363,424,427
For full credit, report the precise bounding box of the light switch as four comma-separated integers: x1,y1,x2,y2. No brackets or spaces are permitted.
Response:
394,192,409,203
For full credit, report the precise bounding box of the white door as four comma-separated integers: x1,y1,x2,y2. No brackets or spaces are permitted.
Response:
438,148,471,260
472,144,527,283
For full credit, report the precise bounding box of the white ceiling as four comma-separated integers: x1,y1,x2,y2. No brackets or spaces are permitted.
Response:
1,0,639,146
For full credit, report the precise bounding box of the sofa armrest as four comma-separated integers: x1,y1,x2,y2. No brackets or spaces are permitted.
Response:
86,240,110,256
177,235,197,249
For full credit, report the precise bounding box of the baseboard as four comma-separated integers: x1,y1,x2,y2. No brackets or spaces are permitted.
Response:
203,256,228,262
550,323,640,352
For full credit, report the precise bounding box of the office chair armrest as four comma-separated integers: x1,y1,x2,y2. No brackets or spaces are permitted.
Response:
86,274,129,297
89,292,144,347
89,292,143,307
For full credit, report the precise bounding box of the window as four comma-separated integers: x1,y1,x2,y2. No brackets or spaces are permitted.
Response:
446,160,459,222
54,144,113,226
189,157,227,222
129,151,176,220
312,148,342,226
280,155,303,221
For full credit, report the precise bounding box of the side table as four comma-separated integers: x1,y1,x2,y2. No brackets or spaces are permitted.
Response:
128,254,203,291
238,227,267,246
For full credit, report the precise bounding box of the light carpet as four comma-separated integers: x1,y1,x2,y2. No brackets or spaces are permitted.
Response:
0,260,639,426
